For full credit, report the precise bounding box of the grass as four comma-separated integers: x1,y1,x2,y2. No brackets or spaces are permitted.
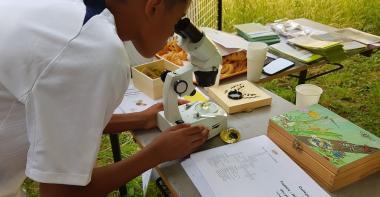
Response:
222,0,380,35
23,0,380,196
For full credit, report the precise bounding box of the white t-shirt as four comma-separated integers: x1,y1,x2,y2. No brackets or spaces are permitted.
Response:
0,0,130,196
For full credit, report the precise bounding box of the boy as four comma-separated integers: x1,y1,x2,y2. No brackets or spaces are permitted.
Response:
0,0,209,196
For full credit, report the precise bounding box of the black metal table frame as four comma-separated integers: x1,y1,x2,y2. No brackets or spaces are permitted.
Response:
291,49,374,85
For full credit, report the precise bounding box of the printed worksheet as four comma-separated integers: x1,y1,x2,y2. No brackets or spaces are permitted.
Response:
114,82,159,114
183,135,330,197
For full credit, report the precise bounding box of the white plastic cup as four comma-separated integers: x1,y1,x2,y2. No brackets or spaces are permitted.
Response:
247,42,268,82
295,84,323,109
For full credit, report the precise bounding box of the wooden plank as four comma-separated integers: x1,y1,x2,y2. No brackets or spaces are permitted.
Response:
155,167,179,197
334,153,380,189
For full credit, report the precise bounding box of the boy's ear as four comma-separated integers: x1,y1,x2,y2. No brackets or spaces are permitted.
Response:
145,0,164,18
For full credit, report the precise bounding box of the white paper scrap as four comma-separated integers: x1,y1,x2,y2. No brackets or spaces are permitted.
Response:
142,169,152,197
202,27,249,50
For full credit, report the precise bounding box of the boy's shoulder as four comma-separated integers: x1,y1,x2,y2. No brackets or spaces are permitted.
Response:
0,0,86,99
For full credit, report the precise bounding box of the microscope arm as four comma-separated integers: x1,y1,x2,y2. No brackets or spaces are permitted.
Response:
162,64,195,124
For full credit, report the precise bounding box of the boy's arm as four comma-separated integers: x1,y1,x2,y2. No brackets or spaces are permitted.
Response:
40,124,209,197
104,112,150,133
104,100,188,133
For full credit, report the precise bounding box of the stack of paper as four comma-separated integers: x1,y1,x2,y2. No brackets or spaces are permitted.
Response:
269,42,323,64
235,23,280,45
288,36,347,63
182,135,330,197
312,32,367,55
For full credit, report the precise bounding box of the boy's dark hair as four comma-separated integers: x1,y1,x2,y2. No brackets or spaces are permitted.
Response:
164,0,190,8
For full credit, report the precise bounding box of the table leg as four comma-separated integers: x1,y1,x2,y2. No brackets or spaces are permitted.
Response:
109,134,128,197
298,70,308,85
360,49,373,57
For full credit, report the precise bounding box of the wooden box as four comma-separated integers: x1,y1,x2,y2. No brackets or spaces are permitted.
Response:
207,80,272,114
132,59,180,99
220,50,247,80
267,104,380,192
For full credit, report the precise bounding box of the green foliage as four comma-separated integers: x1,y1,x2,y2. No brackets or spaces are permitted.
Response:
222,0,380,34
97,132,144,197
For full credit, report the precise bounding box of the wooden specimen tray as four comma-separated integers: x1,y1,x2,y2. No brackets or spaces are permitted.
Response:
207,80,272,114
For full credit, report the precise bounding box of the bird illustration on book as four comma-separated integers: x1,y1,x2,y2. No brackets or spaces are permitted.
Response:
294,135,379,166
297,135,379,154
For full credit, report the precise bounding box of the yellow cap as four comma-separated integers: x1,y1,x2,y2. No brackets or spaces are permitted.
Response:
220,128,241,144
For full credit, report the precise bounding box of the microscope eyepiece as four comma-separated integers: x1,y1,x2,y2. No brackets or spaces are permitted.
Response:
175,18,203,43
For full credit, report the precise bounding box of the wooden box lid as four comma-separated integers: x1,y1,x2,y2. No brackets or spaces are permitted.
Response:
207,80,272,114
267,104,380,191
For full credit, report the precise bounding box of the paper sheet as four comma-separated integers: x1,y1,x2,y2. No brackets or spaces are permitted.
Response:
202,27,249,50
182,135,330,197
270,42,321,63
288,36,340,49
181,159,216,197
214,43,244,56
142,169,152,197
312,33,367,51
114,82,159,114
336,28,380,45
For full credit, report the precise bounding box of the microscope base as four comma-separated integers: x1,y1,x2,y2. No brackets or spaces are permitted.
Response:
157,102,228,139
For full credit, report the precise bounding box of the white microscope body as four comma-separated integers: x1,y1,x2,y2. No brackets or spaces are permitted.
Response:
157,18,227,139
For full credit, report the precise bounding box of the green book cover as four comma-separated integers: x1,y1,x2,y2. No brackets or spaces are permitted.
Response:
235,23,279,43
271,104,380,168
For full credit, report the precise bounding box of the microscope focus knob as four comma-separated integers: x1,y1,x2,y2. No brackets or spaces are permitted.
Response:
160,70,170,82
174,80,188,95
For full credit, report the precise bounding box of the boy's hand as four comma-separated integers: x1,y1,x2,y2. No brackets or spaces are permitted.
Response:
147,124,209,163
140,100,189,130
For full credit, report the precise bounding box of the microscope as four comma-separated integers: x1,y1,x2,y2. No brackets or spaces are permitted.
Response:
157,18,228,139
